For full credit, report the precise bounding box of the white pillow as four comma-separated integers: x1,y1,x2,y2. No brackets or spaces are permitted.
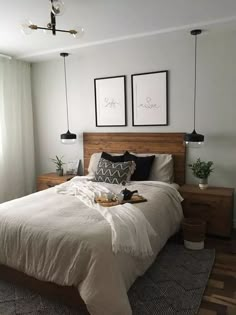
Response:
149,154,174,183
88,152,102,176
128,152,174,183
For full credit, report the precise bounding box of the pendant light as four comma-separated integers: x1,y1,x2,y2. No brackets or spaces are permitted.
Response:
184,29,204,147
60,52,77,144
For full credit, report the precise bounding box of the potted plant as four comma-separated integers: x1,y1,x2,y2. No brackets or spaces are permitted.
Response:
51,155,65,176
188,158,214,189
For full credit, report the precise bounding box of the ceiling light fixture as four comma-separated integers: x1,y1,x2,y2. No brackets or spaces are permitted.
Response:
21,0,84,38
60,52,77,144
184,29,204,147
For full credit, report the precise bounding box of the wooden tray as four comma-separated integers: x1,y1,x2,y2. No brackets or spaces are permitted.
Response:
95,195,147,207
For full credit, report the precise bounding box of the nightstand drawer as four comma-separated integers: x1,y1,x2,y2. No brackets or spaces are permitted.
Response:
37,180,60,191
182,197,230,236
180,185,234,237
37,173,74,191
182,198,214,221
183,193,222,210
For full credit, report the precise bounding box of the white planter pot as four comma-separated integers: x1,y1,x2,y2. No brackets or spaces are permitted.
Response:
199,178,208,190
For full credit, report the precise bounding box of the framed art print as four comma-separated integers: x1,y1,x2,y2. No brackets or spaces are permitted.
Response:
131,70,168,126
94,75,127,127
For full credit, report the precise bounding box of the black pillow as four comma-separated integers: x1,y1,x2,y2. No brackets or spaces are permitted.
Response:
101,151,125,163
124,151,155,181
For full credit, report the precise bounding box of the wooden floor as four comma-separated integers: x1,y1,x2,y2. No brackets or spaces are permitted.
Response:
198,236,236,315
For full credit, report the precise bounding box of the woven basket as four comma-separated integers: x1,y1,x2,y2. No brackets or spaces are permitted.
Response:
182,218,206,242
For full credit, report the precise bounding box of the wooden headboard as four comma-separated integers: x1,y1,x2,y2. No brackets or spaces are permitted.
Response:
83,132,186,185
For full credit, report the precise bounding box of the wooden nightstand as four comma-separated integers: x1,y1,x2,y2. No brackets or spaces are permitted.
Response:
37,173,75,191
179,184,234,237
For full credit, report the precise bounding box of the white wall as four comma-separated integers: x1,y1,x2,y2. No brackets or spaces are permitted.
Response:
31,30,236,225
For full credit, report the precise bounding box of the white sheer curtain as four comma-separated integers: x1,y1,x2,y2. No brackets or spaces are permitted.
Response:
0,58,35,203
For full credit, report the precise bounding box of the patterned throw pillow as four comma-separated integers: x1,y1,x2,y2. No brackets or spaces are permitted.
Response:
94,158,134,184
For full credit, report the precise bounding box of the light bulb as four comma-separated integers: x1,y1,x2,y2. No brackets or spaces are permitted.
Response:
70,26,85,38
61,139,76,144
185,141,204,148
20,19,33,35
51,0,65,16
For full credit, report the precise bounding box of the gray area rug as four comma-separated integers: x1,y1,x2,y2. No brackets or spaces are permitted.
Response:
0,243,215,315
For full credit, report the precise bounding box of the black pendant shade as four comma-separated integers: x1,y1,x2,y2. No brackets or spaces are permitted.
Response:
61,130,77,143
60,52,77,144
185,29,204,147
184,129,204,143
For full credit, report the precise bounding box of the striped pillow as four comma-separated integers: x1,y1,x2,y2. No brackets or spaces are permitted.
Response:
94,158,134,185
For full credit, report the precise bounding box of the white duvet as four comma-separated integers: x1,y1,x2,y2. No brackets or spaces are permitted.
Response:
56,178,157,257
0,177,183,315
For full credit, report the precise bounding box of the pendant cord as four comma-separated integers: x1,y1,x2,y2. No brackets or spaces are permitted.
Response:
63,56,70,131
193,34,197,131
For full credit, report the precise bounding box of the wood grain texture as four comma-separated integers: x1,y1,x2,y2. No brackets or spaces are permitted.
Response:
198,236,236,315
179,185,234,237
37,173,75,191
83,132,186,185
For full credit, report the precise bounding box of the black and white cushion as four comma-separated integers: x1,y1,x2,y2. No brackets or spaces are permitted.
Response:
94,158,134,184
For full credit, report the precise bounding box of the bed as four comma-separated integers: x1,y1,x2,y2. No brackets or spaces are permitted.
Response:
0,132,186,315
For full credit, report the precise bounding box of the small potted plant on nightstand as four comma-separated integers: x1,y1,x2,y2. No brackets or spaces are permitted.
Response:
189,158,214,189
51,155,65,176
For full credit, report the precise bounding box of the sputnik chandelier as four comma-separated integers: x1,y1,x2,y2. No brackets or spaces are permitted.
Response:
21,0,84,37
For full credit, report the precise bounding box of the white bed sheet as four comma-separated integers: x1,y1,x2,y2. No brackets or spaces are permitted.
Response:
0,178,183,315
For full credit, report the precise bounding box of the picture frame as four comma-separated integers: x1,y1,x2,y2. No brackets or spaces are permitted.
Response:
131,70,168,126
94,75,127,127
66,159,81,175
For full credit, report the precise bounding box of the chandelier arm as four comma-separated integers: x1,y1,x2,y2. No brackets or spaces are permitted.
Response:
53,28,75,33
30,25,73,34
63,56,70,131
50,11,56,35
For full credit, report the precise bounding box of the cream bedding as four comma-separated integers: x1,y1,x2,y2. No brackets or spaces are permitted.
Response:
0,178,183,315
56,178,157,257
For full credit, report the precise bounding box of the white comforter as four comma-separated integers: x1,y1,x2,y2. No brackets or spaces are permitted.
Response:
56,178,157,257
0,177,183,315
